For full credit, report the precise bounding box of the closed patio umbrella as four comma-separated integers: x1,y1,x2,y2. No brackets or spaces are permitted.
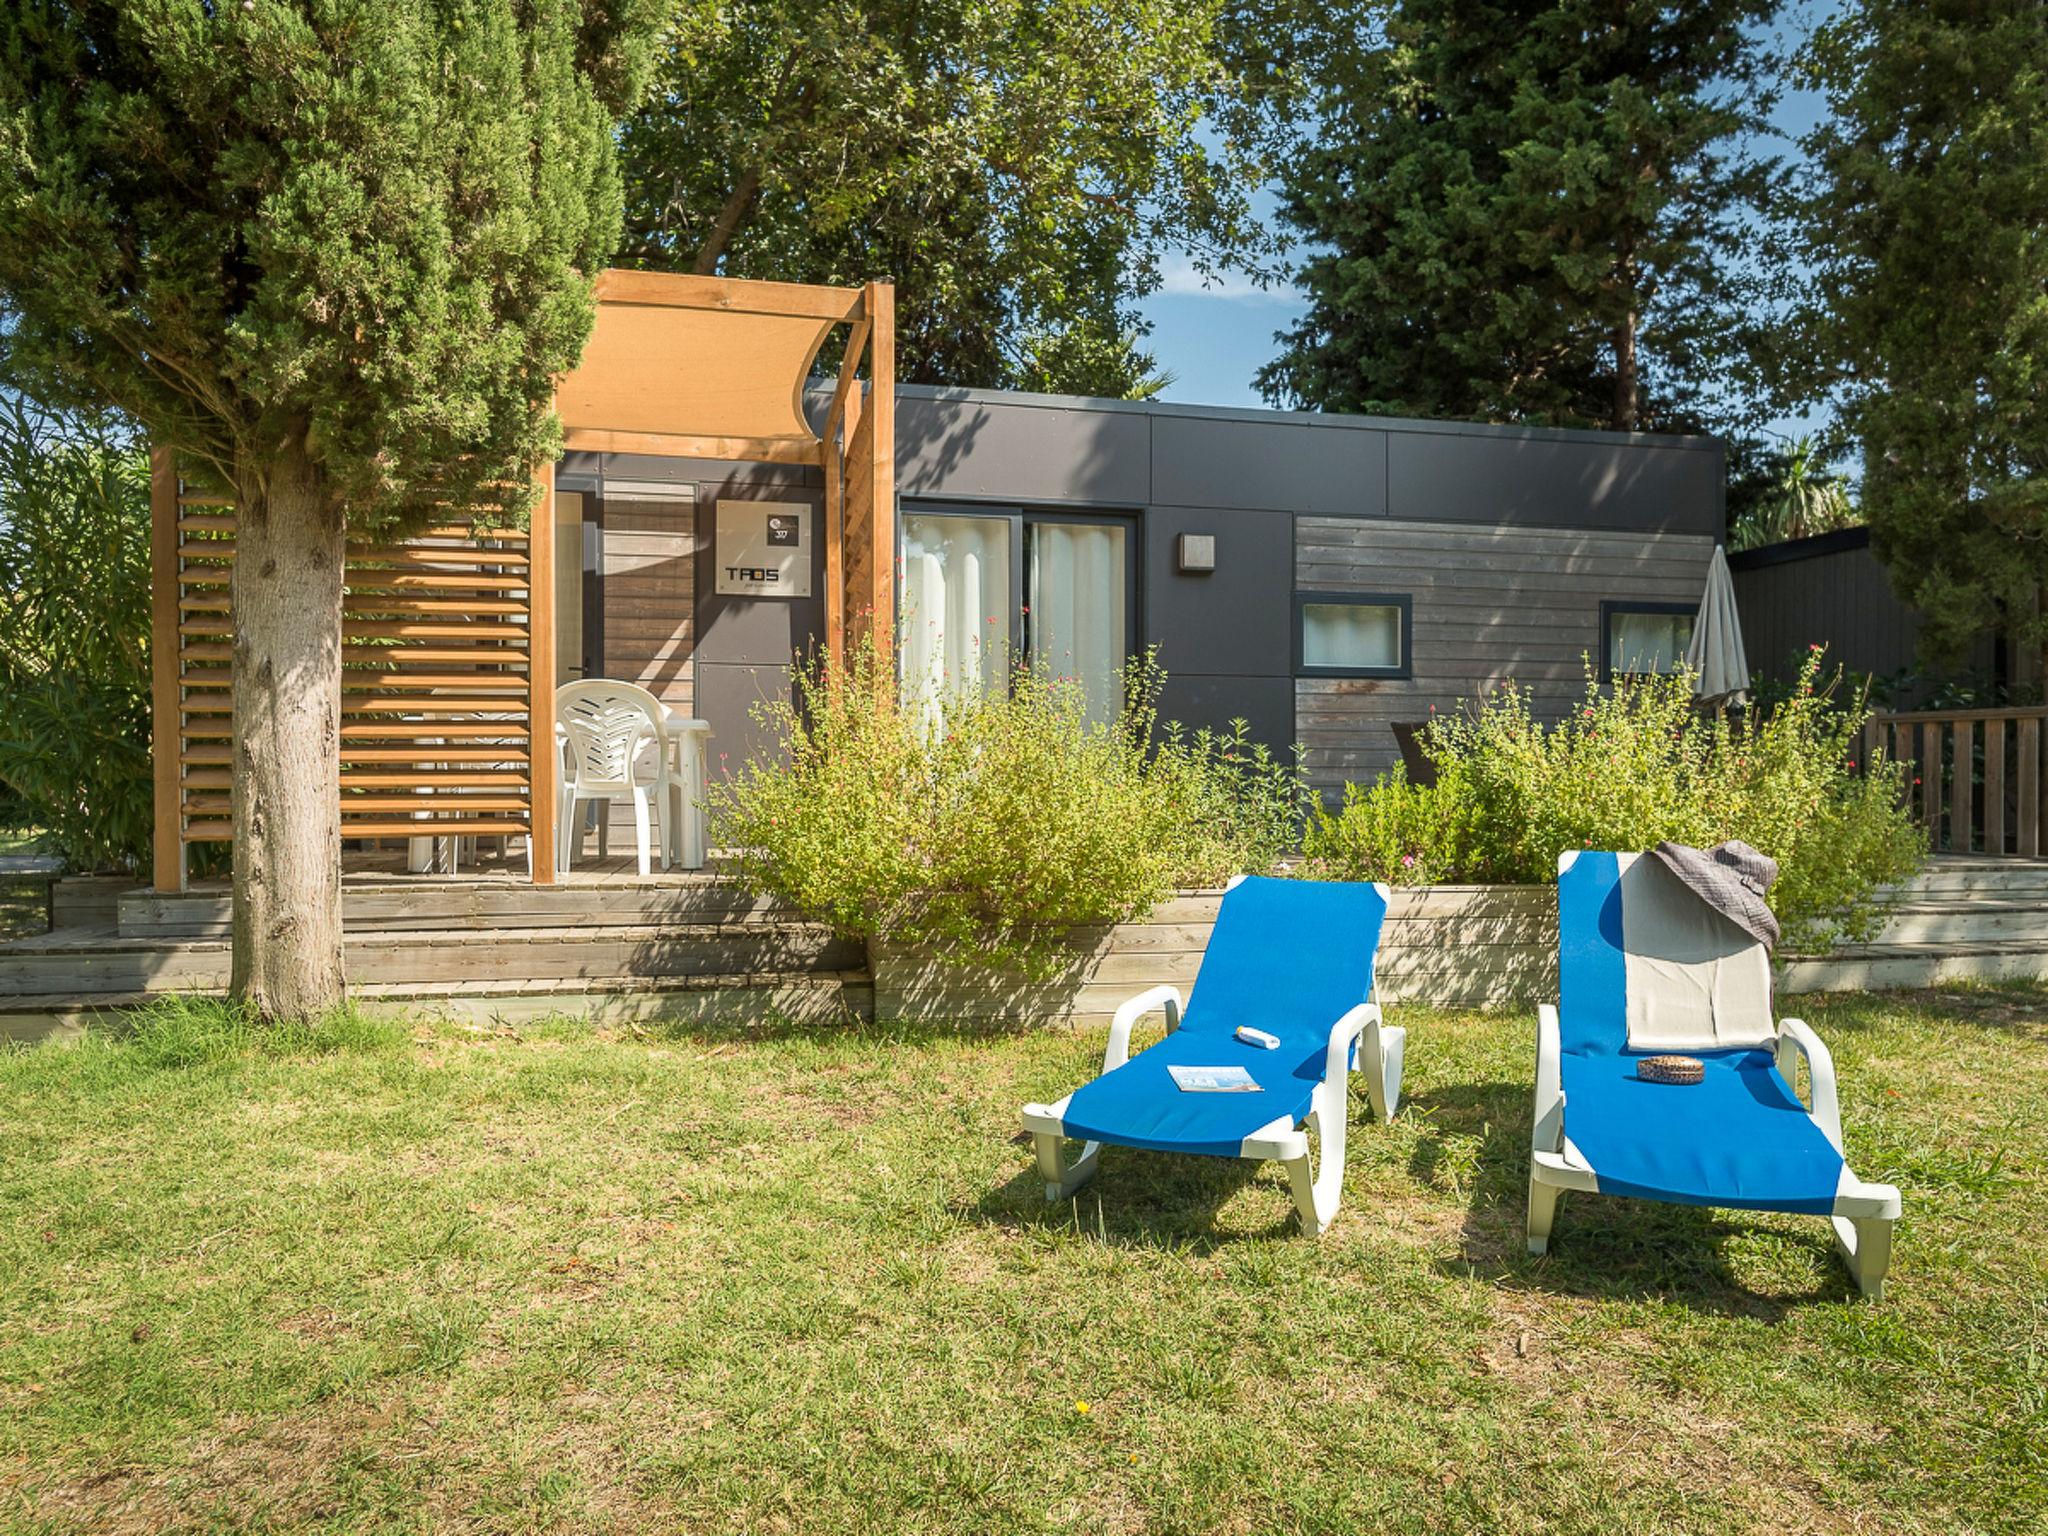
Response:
1684,544,1750,708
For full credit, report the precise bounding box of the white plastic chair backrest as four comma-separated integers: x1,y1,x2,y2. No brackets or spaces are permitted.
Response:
556,680,664,793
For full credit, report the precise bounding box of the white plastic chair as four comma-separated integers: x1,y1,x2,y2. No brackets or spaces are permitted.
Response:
556,680,670,877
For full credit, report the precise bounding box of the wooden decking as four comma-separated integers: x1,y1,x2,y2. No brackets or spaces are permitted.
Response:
2,854,2043,1040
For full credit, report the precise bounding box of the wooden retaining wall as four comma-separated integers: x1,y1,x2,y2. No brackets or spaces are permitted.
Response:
872,885,1557,1027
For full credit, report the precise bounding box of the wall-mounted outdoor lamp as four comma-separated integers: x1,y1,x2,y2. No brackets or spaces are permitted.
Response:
1177,533,1216,574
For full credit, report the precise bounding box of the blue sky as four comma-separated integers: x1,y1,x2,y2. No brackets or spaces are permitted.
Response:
1134,7,1836,447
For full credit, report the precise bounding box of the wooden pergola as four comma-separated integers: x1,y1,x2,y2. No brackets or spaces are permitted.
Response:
150,270,895,891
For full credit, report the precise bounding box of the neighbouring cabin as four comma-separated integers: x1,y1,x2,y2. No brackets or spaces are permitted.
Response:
1730,526,1997,706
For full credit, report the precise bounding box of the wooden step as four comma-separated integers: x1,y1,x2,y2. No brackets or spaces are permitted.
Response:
1782,941,2048,993
0,969,874,1041
0,922,863,997
118,877,803,938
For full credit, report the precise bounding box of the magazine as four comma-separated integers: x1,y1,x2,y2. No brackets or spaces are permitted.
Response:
1166,1064,1262,1093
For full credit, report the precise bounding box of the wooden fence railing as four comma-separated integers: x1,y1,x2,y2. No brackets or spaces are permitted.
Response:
153,458,556,889
1864,706,2048,857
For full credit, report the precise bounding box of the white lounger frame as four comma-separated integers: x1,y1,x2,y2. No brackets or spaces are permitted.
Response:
1020,985,1405,1237
1527,1002,1903,1300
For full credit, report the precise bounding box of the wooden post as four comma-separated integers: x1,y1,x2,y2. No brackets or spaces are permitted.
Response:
1950,719,1975,854
1985,717,2007,856
148,447,186,893
2024,716,2044,858
864,279,896,665
529,461,558,885
1922,722,1943,846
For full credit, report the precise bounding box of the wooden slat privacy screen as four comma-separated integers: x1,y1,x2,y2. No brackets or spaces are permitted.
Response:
148,271,891,892
152,461,550,889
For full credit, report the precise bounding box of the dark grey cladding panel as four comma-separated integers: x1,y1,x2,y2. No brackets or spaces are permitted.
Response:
694,662,797,776
1142,505,1293,678
1152,673,1296,761
691,481,825,667
1151,414,1386,516
896,393,1151,505
1386,429,1721,535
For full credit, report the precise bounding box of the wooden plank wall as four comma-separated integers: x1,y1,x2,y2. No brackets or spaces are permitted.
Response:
872,886,1563,1026
1295,518,1716,796
598,487,697,716
167,484,538,867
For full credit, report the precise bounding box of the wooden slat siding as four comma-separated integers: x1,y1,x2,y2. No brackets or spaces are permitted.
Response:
2024,718,2042,857
1986,717,2007,855
149,449,186,891
599,488,696,714
1293,518,1716,794
169,478,541,854
1951,718,1975,853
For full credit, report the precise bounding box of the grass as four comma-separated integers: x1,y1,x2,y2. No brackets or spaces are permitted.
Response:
0,988,2043,1535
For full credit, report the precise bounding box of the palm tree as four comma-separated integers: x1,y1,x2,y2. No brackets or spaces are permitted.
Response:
1730,435,1858,551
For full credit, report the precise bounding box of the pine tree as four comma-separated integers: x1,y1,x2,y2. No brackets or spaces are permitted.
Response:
1260,0,1776,434
1794,0,2048,683
0,1,660,1018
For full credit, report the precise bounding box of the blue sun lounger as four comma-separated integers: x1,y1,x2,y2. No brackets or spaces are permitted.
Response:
1020,875,1403,1236
1529,851,1902,1298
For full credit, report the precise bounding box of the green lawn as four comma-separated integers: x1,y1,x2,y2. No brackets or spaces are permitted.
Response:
1,989,2043,1535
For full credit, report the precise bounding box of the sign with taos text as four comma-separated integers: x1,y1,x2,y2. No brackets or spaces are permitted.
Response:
714,500,812,597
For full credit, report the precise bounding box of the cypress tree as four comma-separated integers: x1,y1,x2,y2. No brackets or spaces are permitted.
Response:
0,2,660,1018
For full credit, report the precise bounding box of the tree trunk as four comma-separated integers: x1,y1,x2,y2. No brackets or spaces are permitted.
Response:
1613,306,1639,433
229,434,347,1018
692,168,761,275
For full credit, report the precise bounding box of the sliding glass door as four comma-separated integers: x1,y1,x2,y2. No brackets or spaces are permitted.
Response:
899,505,1133,729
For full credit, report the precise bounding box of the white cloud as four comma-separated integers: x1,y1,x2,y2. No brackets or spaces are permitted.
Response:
1152,255,1303,306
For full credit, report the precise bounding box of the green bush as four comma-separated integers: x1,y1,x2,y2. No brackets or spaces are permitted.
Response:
708,641,1307,975
0,399,153,872
1302,648,1925,951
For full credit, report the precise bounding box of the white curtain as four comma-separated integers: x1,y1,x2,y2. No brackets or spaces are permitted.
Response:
1029,522,1126,727
901,513,1010,732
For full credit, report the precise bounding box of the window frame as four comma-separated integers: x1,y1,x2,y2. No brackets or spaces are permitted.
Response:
897,499,1141,681
1599,599,1697,682
1292,591,1413,679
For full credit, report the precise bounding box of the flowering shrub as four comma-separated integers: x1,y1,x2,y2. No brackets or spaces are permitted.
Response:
1302,647,1925,951
708,640,1308,975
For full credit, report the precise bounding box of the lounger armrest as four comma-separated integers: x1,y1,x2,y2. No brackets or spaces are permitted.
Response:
1775,1018,1844,1151
1325,1002,1376,1089
1532,1003,1565,1154
1106,984,1183,1072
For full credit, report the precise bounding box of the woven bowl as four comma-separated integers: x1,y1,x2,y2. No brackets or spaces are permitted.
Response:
1638,1054,1705,1085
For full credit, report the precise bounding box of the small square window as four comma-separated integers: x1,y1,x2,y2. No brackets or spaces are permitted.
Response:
1602,602,1696,678
1295,593,1411,677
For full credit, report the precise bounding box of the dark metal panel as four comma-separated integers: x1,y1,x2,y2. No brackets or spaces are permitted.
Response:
1150,415,1386,516
1141,505,1294,678
693,662,798,776
1152,672,1297,760
691,477,826,667
1386,429,1722,535
895,392,1151,506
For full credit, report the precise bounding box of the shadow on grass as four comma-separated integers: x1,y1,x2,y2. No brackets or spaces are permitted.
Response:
1403,1081,1858,1318
973,1147,1301,1251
